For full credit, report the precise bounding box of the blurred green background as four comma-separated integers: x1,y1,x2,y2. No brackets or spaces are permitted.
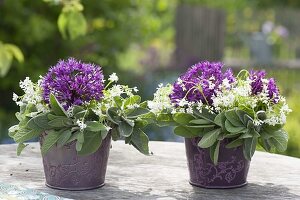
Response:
0,0,299,158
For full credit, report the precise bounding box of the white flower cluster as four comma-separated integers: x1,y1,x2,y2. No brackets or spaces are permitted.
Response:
76,119,87,131
149,77,291,127
147,84,174,114
13,77,49,113
92,84,140,117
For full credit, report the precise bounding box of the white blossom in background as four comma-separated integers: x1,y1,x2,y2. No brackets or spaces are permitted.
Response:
108,73,119,82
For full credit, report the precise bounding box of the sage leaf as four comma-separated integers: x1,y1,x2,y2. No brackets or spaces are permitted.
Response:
198,128,221,148
226,138,243,148
57,130,72,147
17,143,28,156
243,137,257,160
118,121,133,137
107,107,121,124
209,141,220,165
269,129,288,152
173,113,195,125
77,132,84,143
225,109,244,127
193,107,216,123
86,121,107,132
225,120,246,133
78,131,102,156
127,108,149,118
49,94,67,116
130,128,150,155
189,119,211,125
174,126,201,138
41,130,61,155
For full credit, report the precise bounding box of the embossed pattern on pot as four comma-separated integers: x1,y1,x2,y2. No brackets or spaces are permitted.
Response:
185,137,250,189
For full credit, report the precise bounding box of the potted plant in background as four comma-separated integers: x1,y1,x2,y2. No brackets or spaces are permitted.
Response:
9,58,151,190
148,61,291,188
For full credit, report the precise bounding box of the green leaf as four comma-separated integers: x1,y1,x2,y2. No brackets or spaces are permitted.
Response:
235,109,249,125
4,44,24,63
111,127,120,141
101,129,109,140
260,138,272,152
225,109,244,127
77,132,84,143
0,48,12,77
189,119,211,125
186,124,215,128
127,108,149,118
58,12,68,39
193,108,216,123
225,120,246,133
78,131,102,156
173,113,195,125
48,117,72,128
174,126,201,138
198,129,221,148
214,112,226,127
224,132,240,138
66,131,80,143
57,130,72,147
118,121,133,137
14,128,41,143
124,95,141,107
76,140,83,151
156,113,177,127
134,119,148,128
17,143,28,156
209,141,220,165
268,129,288,152
58,11,87,40
85,121,107,132
113,96,123,108
41,130,61,155
243,137,257,160
239,130,253,139
107,107,121,124
73,105,85,115
33,113,52,130
226,138,243,148
49,94,67,116
130,128,150,155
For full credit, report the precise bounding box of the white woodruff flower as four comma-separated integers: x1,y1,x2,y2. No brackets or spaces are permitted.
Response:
12,93,19,102
76,120,87,130
148,84,173,114
105,126,112,132
110,85,123,97
108,73,119,82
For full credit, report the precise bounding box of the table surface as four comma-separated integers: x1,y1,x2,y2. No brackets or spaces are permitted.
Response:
0,141,300,200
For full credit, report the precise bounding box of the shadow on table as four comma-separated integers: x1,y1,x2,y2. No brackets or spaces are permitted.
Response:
188,183,300,200
43,182,300,200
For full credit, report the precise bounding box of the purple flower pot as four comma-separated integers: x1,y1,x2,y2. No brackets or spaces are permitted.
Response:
40,134,111,191
185,137,250,189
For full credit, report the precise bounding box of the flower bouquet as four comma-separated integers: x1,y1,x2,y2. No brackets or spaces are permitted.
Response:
9,58,151,190
148,61,291,188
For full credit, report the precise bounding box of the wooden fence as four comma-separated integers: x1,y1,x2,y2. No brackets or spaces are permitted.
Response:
174,5,226,69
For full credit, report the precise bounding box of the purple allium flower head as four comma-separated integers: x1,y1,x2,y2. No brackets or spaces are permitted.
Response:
42,58,104,109
267,78,280,103
249,70,266,95
169,61,235,105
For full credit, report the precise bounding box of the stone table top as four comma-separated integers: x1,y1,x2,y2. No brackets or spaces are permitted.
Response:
0,141,300,200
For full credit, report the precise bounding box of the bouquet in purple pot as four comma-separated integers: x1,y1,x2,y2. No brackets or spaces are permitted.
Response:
9,58,151,190
148,61,291,188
